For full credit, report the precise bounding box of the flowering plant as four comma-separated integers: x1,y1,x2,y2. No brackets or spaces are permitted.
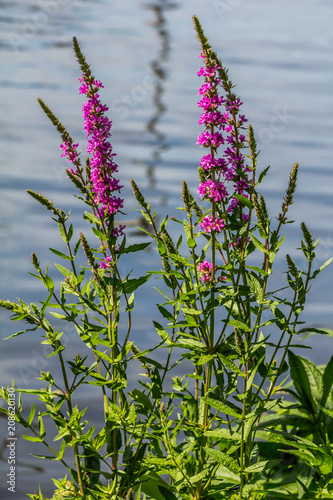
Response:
1,16,333,500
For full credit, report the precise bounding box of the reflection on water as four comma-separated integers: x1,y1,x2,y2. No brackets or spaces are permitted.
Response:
131,1,177,192
142,1,175,189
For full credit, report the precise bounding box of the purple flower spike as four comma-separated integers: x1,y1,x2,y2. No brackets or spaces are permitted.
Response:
78,73,125,226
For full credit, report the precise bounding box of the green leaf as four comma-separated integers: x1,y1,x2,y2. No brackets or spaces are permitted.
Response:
153,321,170,343
249,233,267,253
201,397,241,418
187,238,196,249
244,459,280,473
123,274,150,293
4,327,38,340
92,227,108,241
44,274,55,292
49,248,72,260
130,389,153,412
58,222,67,242
233,194,253,209
38,414,46,439
157,238,166,256
204,448,240,473
257,165,270,184
54,263,73,279
204,428,241,440
27,403,35,426
22,434,43,442
49,312,67,319
217,353,245,377
246,265,269,276
288,351,323,411
228,319,252,333
84,211,101,225
157,305,175,323
158,486,178,500
247,274,262,303
67,223,73,242
319,257,333,273
182,307,202,316
189,468,209,484
298,327,333,336
121,242,151,254
177,338,206,352
140,472,171,500
321,355,333,408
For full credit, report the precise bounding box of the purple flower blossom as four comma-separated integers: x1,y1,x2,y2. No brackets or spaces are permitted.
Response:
197,65,221,78
225,98,243,111
198,111,227,129
234,178,250,193
198,180,228,202
199,154,228,172
200,215,225,233
60,141,80,174
100,256,112,269
198,94,224,111
198,260,213,283
196,131,224,148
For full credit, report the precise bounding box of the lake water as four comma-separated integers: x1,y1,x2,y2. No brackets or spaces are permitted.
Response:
1,0,333,497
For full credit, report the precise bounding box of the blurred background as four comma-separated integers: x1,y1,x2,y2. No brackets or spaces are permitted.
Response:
0,0,332,497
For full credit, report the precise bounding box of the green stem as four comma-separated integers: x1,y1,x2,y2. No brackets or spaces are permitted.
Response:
58,351,85,496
